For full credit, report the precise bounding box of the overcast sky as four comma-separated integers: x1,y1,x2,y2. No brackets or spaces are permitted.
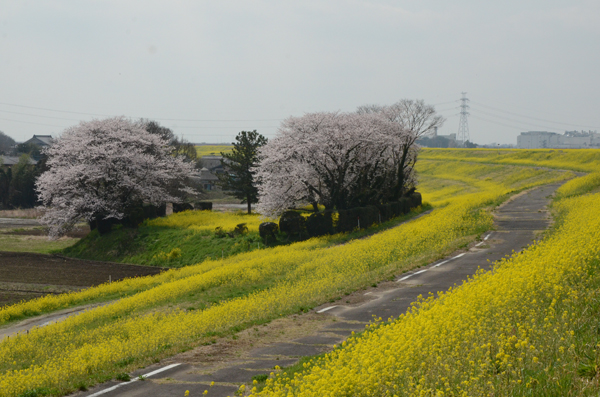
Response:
1,0,599,145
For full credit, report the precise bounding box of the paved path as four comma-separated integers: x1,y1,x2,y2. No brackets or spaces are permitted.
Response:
75,184,559,397
0,303,108,341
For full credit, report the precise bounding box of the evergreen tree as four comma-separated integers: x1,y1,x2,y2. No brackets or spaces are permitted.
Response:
8,154,37,208
218,130,267,214
0,131,15,155
0,159,10,209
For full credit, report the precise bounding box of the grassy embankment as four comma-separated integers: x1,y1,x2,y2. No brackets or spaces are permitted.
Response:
0,229,78,254
61,211,267,266
60,202,436,267
0,157,571,397
253,166,600,396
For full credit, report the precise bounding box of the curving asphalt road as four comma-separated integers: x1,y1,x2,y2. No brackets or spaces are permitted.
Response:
73,184,560,397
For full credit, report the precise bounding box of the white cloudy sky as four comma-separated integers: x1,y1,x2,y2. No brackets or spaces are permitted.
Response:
1,0,599,144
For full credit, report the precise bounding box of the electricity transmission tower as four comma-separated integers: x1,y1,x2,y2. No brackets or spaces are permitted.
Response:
457,92,470,146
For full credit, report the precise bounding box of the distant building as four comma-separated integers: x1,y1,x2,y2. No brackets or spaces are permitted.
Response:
194,167,220,191
517,130,600,149
0,155,37,170
23,135,54,148
418,127,459,148
437,133,457,143
200,155,225,173
192,155,229,191
17,135,54,161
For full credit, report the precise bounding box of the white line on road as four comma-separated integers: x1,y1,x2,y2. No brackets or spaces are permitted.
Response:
432,260,450,268
398,250,472,282
317,306,338,313
397,237,492,281
475,242,484,247
142,364,182,378
364,292,372,295
86,363,182,397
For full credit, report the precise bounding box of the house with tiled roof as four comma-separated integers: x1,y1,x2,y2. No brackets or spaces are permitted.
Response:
0,155,37,170
23,135,54,147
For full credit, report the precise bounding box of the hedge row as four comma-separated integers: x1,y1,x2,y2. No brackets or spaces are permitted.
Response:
273,192,422,239
337,192,422,233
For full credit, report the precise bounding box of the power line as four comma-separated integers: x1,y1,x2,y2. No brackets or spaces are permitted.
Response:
0,102,112,117
469,114,563,133
177,132,278,136
151,117,283,122
435,106,459,113
0,117,68,128
432,100,459,106
469,107,569,132
470,100,599,130
170,125,279,129
0,101,284,123
0,109,83,122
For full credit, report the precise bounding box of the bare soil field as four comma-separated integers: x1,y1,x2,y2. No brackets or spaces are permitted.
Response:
0,251,165,307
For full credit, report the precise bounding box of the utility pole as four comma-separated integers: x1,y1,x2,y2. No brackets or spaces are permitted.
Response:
457,92,470,147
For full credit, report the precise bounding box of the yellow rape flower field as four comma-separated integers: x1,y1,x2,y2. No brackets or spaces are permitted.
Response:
0,149,598,396
420,147,600,172
195,144,233,158
255,174,600,396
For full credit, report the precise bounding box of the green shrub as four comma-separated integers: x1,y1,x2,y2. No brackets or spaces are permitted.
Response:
116,373,131,382
214,226,227,238
194,201,213,210
306,211,334,237
259,222,279,242
279,211,306,237
337,208,360,232
233,223,248,236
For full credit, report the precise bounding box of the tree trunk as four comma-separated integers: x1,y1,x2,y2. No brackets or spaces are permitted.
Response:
312,202,319,212
247,196,252,214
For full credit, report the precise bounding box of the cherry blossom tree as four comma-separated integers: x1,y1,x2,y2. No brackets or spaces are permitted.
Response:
255,101,443,217
357,99,444,199
255,112,396,217
36,117,196,238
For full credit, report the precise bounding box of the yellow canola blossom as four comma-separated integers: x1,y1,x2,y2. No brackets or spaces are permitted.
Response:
195,144,232,158
0,237,329,325
0,194,495,393
420,148,600,172
555,171,600,199
255,191,600,396
0,159,573,396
